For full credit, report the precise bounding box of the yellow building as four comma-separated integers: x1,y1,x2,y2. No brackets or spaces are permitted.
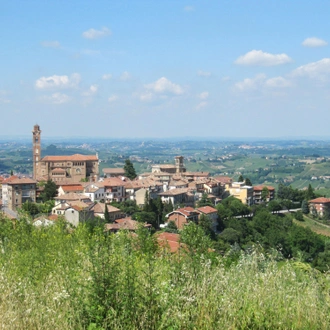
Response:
225,182,254,206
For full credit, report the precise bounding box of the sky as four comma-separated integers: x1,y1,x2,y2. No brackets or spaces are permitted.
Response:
1,0,330,139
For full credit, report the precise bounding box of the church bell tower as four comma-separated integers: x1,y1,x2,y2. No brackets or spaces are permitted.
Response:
32,124,41,179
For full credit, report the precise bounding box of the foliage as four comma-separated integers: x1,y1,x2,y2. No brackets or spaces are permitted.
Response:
301,200,309,214
0,215,330,329
124,159,137,180
238,174,244,182
261,186,269,202
244,177,252,186
164,220,178,233
295,210,304,221
40,180,57,202
197,193,213,207
217,196,250,219
104,204,111,223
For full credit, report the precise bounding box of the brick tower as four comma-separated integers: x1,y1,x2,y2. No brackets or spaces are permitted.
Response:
32,124,41,179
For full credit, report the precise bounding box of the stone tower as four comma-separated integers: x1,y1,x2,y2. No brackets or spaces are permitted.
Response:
32,124,41,179
175,156,185,173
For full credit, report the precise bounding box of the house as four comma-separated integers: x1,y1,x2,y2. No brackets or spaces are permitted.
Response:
103,168,125,178
83,182,105,202
225,182,254,206
103,177,126,202
91,203,123,221
196,206,218,231
104,218,151,232
54,192,92,204
52,200,94,227
166,207,199,229
309,197,330,217
158,188,191,206
58,184,84,196
253,185,275,204
1,176,37,211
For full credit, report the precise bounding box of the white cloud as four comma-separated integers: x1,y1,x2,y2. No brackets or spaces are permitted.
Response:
197,70,211,77
198,91,209,99
265,76,292,88
108,95,118,102
184,5,194,11
196,101,208,110
0,90,10,103
82,84,98,96
235,74,266,91
235,50,292,66
120,71,131,81
102,74,112,80
145,77,184,95
291,58,330,80
82,27,111,39
42,93,70,104
222,76,231,81
302,37,328,48
41,41,60,48
138,92,153,102
35,73,81,89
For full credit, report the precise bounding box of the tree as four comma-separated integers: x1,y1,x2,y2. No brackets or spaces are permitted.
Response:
198,214,215,238
295,210,304,221
124,159,137,180
165,220,178,233
40,180,57,202
244,177,252,186
305,184,315,201
197,193,213,207
267,200,282,213
238,175,244,182
301,200,309,214
261,186,270,202
104,204,111,223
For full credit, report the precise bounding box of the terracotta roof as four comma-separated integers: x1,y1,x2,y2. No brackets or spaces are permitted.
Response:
92,203,121,214
61,184,84,192
3,176,36,185
52,168,66,173
41,154,98,162
214,176,232,184
253,185,275,191
184,172,210,177
309,197,330,203
196,206,217,214
159,188,188,196
55,193,91,202
167,207,198,218
104,218,151,231
103,177,126,187
156,232,181,253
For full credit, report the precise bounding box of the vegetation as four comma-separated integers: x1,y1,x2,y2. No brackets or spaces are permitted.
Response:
124,159,137,180
40,180,57,202
1,213,330,329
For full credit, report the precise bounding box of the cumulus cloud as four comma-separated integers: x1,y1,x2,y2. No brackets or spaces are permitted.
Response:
235,74,266,91
82,27,111,39
42,93,70,104
235,50,292,66
145,77,184,95
137,92,153,102
82,84,98,96
41,41,60,48
102,73,112,80
35,73,81,90
198,91,209,99
291,58,330,80
265,76,292,88
302,37,328,47
120,71,132,81
197,70,211,77
108,95,118,102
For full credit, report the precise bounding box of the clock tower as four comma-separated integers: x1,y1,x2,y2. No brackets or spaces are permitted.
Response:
32,124,41,179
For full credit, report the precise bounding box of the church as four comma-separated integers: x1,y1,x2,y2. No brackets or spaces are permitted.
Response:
32,125,99,183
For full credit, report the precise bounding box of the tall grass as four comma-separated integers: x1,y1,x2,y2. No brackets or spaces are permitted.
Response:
0,217,330,329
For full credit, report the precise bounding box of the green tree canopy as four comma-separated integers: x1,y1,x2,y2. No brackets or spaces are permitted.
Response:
124,159,137,180
244,178,252,186
40,180,57,202
238,175,244,182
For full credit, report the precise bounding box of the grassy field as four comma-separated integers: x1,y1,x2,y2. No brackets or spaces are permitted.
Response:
293,215,330,237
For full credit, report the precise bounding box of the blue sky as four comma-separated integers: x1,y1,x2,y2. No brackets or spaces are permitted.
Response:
1,0,330,138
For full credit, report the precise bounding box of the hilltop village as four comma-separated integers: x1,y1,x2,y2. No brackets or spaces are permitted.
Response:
0,125,327,234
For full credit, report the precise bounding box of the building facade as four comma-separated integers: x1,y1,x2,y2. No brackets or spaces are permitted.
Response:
32,125,99,183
